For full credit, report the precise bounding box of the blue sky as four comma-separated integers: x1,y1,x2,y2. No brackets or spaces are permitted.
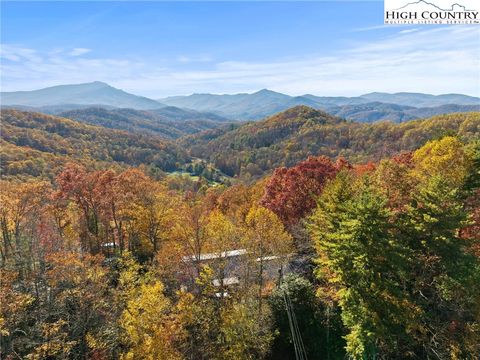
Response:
1,1,479,97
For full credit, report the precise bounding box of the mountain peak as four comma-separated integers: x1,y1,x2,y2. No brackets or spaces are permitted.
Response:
266,105,341,125
1,82,163,109
52,81,111,90
252,88,286,96
279,105,329,117
281,104,316,113
89,81,110,87
256,88,274,93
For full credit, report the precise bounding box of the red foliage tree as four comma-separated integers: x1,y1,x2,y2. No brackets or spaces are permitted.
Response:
353,162,376,176
260,156,340,225
391,151,414,166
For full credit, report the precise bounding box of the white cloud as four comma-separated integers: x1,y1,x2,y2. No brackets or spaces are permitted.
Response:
177,55,213,63
0,45,143,92
398,28,419,34
1,26,479,97
68,48,92,57
0,44,41,63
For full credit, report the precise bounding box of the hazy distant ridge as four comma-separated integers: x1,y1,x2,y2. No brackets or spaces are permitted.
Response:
1,82,165,110
2,82,479,122
160,89,480,120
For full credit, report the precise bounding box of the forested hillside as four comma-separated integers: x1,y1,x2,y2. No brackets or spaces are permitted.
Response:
3,0,480,357
3,106,479,182
0,109,188,178
326,102,480,123
1,135,479,359
1,106,479,360
181,106,480,179
58,107,231,139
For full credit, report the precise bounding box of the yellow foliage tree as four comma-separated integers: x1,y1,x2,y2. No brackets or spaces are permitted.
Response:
119,281,185,360
413,136,470,188
217,301,273,360
202,210,239,297
244,206,293,311
0,180,50,266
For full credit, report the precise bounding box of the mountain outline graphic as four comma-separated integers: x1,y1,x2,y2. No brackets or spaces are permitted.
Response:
393,0,475,11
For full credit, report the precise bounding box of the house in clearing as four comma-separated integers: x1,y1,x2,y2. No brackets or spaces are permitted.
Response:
180,249,289,297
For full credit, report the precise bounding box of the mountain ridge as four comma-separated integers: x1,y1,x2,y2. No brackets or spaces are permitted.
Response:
179,105,480,178
3,82,479,121
160,89,480,120
0,108,188,178
1,82,165,110
57,106,232,139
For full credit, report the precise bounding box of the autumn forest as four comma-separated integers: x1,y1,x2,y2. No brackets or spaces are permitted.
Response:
1,105,480,360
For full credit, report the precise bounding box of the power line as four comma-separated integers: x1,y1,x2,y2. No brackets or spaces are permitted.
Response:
279,264,308,360
282,285,308,360
283,292,302,360
288,291,308,359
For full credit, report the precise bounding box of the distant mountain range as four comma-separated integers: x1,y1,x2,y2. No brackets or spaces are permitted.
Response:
2,82,479,122
160,89,480,120
326,102,480,123
358,92,480,108
1,81,164,110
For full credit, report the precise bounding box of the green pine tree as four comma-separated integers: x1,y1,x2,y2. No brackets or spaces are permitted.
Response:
399,175,480,358
309,174,413,359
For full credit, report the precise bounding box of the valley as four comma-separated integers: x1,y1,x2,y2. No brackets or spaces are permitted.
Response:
1,82,479,360
2,1,480,357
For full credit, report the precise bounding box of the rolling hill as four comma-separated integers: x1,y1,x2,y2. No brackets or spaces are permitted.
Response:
0,109,189,179
3,105,479,182
179,106,480,179
58,107,232,139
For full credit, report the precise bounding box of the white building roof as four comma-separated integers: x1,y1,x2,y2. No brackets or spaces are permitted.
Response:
183,249,247,262
256,255,279,262
182,249,286,262
212,277,240,287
